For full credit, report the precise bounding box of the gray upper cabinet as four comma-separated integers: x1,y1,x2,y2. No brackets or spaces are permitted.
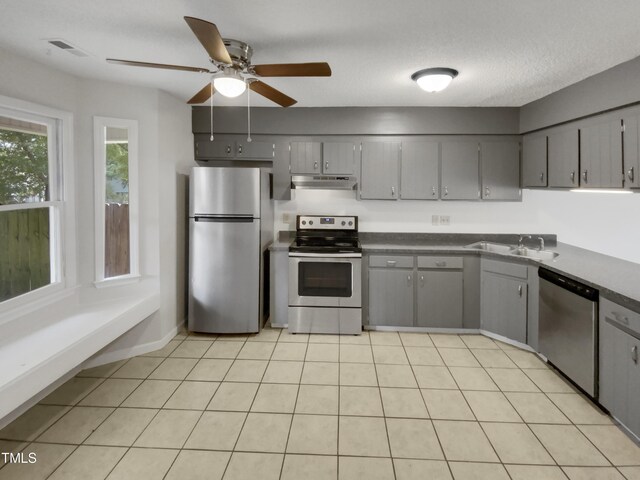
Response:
195,136,274,161
480,140,521,200
416,262,463,328
290,141,322,174
548,127,579,188
623,110,640,189
579,116,623,188
195,138,234,159
238,140,276,159
400,141,439,200
441,141,480,200
522,134,547,187
323,142,356,174
368,264,414,327
360,141,401,200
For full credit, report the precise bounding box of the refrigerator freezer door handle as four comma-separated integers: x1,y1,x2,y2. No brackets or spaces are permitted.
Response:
194,216,255,223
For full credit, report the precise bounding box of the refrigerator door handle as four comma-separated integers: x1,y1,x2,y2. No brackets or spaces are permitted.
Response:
194,216,255,223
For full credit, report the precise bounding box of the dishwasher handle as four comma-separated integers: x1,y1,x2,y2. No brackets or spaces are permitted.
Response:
538,267,598,301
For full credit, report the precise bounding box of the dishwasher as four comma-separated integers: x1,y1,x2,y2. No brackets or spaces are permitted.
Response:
538,267,599,398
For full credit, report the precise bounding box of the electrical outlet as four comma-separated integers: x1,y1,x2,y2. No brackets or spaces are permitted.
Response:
282,213,292,223
440,215,451,226
431,215,440,226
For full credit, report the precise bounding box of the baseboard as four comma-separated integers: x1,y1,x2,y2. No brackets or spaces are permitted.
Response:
364,326,481,334
479,329,535,352
82,318,186,369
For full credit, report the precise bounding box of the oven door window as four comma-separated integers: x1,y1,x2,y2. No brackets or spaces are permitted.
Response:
298,262,352,297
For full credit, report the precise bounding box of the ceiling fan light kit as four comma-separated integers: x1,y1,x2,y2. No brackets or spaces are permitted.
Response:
106,16,332,107
412,67,459,92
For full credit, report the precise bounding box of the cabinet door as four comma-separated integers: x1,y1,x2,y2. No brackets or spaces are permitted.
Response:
236,140,275,160
548,128,579,188
368,268,414,326
400,141,439,200
623,112,640,189
194,139,233,159
481,273,527,343
480,140,521,200
599,317,630,422
290,142,321,174
522,135,547,187
360,142,400,200
441,141,479,200
580,118,623,188
323,142,355,174
416,270,463,328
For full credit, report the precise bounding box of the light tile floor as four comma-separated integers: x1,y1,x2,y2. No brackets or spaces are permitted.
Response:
1,329,640,479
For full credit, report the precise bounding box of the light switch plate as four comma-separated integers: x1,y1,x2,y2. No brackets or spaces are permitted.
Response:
440,215,451,225
431,215,440,226
282,213,292,223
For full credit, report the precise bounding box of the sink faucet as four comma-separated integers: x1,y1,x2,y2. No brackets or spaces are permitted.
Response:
518,235,531,248
537,236,545,251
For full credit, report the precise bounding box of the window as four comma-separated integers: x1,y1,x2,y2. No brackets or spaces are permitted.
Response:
94,117,139,284
0,108,62,303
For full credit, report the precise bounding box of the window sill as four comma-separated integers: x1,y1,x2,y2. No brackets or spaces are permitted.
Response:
93,274,141,289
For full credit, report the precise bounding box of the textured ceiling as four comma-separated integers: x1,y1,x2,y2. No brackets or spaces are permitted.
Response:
2,0,640,107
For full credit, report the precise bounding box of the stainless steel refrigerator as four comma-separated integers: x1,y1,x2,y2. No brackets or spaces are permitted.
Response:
188,167,273,333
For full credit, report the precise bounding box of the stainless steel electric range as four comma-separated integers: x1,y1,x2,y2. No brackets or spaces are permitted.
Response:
288,215,362,335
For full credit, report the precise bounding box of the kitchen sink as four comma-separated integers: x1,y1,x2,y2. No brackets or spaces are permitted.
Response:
465,241,514,254
509,246,559,261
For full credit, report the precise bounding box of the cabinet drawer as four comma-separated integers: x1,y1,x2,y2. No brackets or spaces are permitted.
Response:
369,255,414,269
601,297,640,337
482,259,527,279
417,256,463,269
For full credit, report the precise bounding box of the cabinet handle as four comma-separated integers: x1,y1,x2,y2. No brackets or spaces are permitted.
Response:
518,285,523,297
432,186,436,197
386,260,397,267
628,166,635,183
570,171,575,184
391,186,395,196
325,161,329,170
407,274,412,284
582,170,588,184
313,161,318,170
420,274,425,286
226,145,232,154
485,186,490,197
633,345,638,364
539,172,544,183
444,187,449,197
435,261,447,267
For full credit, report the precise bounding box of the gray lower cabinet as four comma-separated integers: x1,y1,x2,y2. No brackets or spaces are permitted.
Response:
599,297,640,437
400,141,439,200
623,110,640,189
522,134,547,187
368,266,414,327
480,140,521,200
290,141,322,174
416,266,463,328
269,249,289,327
579,115,623,188
360,142,401,200
441,141,480,200
480,259,527,343
548,127,579,188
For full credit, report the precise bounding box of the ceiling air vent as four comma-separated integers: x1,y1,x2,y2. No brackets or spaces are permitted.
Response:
46,39,89,57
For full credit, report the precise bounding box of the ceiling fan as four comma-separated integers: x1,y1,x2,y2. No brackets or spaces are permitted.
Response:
107,16,332,107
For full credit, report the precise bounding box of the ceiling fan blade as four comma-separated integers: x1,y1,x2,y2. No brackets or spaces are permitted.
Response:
184,16,232,65
249,80,297,107
107,58,211,73
187,83,215,104
253,62,332,77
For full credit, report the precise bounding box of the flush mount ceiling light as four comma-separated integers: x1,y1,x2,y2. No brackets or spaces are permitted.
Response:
411,67,459,93
213,68,246,98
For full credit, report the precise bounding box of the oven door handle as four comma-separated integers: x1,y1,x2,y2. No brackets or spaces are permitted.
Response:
289,252,362,258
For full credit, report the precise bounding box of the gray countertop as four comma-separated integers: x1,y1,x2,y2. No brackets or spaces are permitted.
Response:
270,231,640,311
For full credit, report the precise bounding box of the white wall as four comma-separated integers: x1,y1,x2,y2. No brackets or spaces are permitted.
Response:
275,189,640,264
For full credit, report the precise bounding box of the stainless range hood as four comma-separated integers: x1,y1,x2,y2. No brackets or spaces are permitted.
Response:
291,175,358,190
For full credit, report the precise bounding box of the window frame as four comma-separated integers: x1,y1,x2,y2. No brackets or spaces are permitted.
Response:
0,95,75,319
93,116,140,286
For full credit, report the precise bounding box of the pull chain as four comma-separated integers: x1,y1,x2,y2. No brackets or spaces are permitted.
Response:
247,82,252,143
209,81,214,141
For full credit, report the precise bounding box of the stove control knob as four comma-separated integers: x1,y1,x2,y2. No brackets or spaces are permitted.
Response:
301,220,306,225
348,221,353,226
341,221,346,226
309,220,314,225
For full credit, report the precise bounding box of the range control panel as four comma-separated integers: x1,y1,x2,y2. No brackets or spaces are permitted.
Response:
296,215,358,231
